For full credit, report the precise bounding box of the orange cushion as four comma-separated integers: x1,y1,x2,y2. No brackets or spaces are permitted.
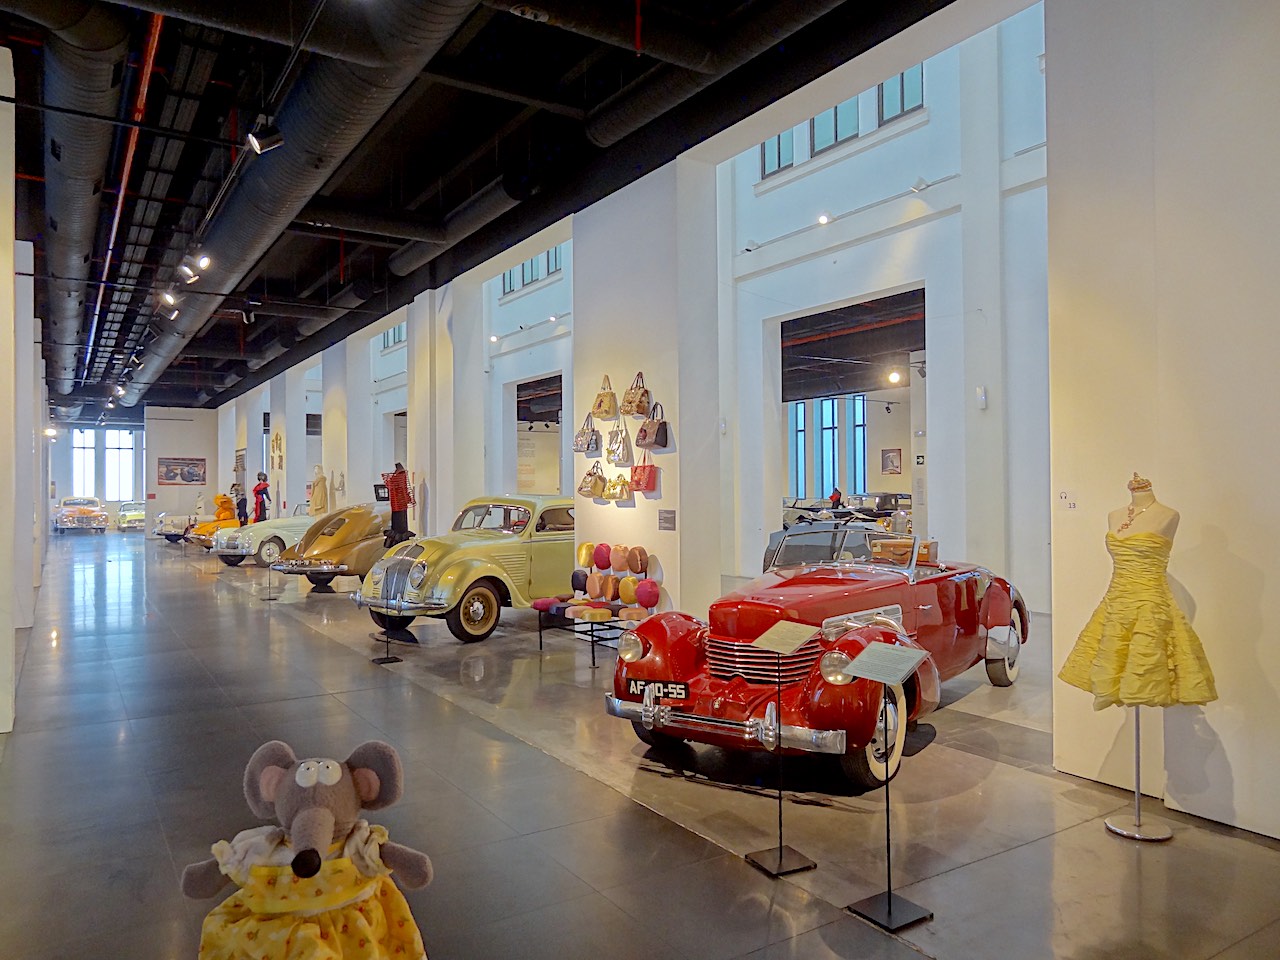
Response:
618,607,647,621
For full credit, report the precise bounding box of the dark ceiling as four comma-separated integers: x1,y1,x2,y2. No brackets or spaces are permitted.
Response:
5,0,953,426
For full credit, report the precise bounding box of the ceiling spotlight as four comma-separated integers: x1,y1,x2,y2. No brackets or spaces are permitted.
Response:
915,362,927,379
911,176,930,193
247,117,284,155
160,288,177,306
885,404,892,414
489,335,498,342
194,252,211,271
888,369,902,384
817,214,830,225
43,426,57,438
105,400,116,410
113,384,125,397
163,307,180,321
548,315,557,323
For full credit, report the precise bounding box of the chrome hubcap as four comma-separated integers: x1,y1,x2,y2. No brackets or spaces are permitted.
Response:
262,542,280,562
466,597,488,624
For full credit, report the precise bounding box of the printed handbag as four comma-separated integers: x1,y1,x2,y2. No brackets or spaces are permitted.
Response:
621,372,651,416
591,375,618,419
572,413,601,454
603,473,632,501
577,462,606,498
631,449,658,492
606,417,632,466
635,402,668,449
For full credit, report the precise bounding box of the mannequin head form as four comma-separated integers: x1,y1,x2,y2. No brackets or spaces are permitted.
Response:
1127,472,1155,505
313,464,323,479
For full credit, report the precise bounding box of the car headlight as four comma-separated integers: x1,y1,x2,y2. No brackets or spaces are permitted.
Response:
407,563,428,589
819,650,854,685
618,630,647,663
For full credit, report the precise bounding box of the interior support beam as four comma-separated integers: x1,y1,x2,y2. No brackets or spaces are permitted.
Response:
422,66,586,119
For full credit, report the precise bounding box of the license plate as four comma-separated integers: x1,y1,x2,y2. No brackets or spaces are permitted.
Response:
627,678,688,700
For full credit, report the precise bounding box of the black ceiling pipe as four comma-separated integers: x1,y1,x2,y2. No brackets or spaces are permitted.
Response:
1,0,129,395
117,0,481,407
97,0,394,66
386,178,520,277
295,200,447,244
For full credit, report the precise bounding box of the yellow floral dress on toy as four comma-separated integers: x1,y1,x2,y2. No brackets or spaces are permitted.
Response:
1059,532,1217,710
198,820,426,959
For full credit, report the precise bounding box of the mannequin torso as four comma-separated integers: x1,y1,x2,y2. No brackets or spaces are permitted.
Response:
1106,487,1180,540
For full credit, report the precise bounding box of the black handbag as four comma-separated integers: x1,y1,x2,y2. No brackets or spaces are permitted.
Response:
635,402,668,449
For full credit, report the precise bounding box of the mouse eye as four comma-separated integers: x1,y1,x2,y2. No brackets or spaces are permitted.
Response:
317,760,342,786
295,761,319,788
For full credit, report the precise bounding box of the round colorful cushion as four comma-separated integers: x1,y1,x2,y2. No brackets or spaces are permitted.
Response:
593,542,612,571
531,598,558,612
610,544,629,571
627,545,649,575
618,606,648,621
602,575,620,601
570,569,588,594
586,572,605,599
618,576,639,605
576,542,595,568
580,608,612,622
564,606,589,619
635,578,661,609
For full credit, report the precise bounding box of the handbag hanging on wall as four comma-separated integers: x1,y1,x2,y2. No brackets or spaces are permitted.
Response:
591,375,618,419
631,448,658,493
635,401,669,449
621,372,651,416
603,473,632,501
572,413,601,454
606,417,632,466
577,462,607,498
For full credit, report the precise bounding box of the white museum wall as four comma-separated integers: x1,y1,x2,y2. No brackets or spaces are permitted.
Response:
1046,0,1280,838
0,49,14,733
864,388,914,493
143,407,220,532
13,240,34,628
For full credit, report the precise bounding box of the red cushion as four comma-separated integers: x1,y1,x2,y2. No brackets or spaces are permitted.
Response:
531,598,558,612
593,542,612,570
635,578,660,608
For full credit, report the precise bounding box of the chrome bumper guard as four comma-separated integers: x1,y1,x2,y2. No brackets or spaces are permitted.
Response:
604,690,846,755
351,592,447,614
271,561,350,575
212,547,252,556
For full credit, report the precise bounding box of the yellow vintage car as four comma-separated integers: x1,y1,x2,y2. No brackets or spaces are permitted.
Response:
354,494,574,642
185,494,241,549
272,503,393,589
53,496,109,534
116,501,146,531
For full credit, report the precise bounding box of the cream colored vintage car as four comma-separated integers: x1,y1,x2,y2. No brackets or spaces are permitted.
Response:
212,505,315,567
354,495,574,642
53,497,108,534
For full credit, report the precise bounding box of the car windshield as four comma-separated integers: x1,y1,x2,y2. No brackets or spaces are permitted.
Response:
771,529,919,574
452,504,531,534
62,498,100,508
121,502,143,511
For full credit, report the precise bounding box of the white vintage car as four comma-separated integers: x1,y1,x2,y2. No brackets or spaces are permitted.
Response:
153,512,210,543
53,497,108,533
211,505,315,567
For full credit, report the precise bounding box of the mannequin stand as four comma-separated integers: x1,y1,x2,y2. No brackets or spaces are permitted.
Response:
1104,707,1172,842
371,632,402,665
260,563,279,602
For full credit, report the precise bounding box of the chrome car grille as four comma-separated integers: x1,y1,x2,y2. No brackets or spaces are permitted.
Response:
379,557,417,599
73,516,98,527
705,635,821,685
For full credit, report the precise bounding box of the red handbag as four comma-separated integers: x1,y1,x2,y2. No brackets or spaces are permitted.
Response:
631,449,658,492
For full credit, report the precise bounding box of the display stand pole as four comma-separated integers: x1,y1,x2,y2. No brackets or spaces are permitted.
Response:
371,629,402,666
1104,706,1172,842
745,651,816,878
846,680,932,932
260,560,279,602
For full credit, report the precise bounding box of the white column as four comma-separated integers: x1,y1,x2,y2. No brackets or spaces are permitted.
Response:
345,336,375,503
268,367,308,516
573,159,721,611
405,290,435,533
320,342,348,507
13,240,34,628
238,388,266,510
0,48,16,732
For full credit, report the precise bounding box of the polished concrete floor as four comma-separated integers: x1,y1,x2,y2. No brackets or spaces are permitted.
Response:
2,533,1279,959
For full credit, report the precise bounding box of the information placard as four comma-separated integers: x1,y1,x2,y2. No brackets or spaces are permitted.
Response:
752,620,818,655
847,641,929,686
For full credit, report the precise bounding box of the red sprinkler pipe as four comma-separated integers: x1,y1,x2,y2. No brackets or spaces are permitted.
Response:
81,13,164,383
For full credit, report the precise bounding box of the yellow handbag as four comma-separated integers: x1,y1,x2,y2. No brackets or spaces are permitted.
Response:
603,473,632,501
591,375,617,419
621,372,650,416
577,463,606,498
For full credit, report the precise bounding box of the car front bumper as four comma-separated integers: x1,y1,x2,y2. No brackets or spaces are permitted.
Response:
118,520,144,530
271,560,350,576
351,591,447,615
604,689,847,755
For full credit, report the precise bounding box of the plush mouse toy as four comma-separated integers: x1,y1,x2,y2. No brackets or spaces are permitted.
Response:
182,739,432,959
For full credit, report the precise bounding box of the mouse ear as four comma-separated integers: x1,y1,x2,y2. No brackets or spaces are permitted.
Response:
245,741,297,819
345,741,402,810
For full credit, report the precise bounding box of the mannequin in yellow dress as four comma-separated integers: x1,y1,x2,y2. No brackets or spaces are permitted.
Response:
1059,473,1217,710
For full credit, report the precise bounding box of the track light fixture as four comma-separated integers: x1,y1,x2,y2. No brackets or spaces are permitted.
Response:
113,384,125,397
163,307,179,322
105,400,115,410
43,426,57,438
160,288,178,307
888,369,902,385
885,404,892,414
247,115,284,155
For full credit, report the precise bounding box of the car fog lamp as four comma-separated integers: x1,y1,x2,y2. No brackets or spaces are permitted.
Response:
618,630,647,663
408,563,428,589
820,650,855,685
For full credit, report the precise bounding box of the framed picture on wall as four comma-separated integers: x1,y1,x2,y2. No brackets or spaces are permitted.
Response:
157,457,207,485
881,448,902,476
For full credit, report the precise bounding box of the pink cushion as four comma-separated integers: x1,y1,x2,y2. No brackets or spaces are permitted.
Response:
593,542,612,570
531,598,558,612
635,578,660,609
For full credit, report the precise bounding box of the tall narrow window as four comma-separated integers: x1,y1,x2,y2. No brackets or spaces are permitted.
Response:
879,63,924,124
810,96,860,155
789,401,807,498
501,268,518,295
521,255,542,286
73,429,95,497
760,131,794,178
817,398,839,497
850,395,868,493
104,429,134,501
381,321,406,350
546,244,563,275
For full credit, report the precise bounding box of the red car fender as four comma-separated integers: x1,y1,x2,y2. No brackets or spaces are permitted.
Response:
980,577,1028,660
801,625,941,747
613,611,706,692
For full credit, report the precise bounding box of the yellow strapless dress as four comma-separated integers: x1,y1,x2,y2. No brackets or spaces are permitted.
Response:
1059,532,1217,710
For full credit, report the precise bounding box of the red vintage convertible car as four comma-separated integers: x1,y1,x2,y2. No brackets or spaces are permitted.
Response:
605,524,1028,789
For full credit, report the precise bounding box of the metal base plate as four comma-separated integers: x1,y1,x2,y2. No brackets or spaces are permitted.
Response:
745,845,817,878
847,891,933,932
371,655,403,665
1105,815,1173,842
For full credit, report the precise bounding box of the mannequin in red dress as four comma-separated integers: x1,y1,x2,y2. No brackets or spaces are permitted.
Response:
252,472,271,522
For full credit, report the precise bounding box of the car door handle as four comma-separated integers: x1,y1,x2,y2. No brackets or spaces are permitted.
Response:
917,604,933,610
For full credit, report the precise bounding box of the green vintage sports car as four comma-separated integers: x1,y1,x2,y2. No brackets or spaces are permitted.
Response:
354,495,574,642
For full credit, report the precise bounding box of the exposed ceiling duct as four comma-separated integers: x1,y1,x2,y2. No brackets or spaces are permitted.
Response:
386,178,520,277
3,0,129,395
294,200,447,244
118,0,481,407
